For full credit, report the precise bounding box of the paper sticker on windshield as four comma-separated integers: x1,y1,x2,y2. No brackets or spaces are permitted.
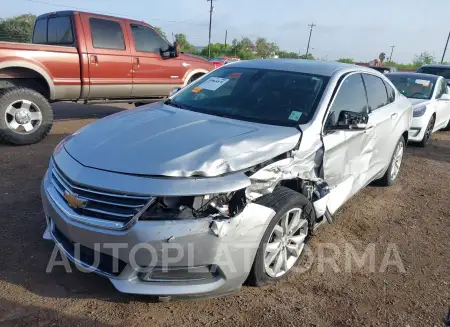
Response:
288,111,302,121
198,77,229,91
192,86,202,93
415,79,430,87
228,72,242,79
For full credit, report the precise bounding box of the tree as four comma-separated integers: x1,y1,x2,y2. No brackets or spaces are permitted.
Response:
200,42,232,58
337,58,354,64
174,33,198,54
255,37,279,58
277,51,300,59
0,14,36,43
413,52,435,68
153,26,167,40
230,37,256,59
299,53,314,60
379,52,386,63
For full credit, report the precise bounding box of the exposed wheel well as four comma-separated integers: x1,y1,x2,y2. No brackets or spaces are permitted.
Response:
189,73,205,83
0,67,50,99
402,130,409,144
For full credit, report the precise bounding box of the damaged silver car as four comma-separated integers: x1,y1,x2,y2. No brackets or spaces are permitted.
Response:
41,59,412,299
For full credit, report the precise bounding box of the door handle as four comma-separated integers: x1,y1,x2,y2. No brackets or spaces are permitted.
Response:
391,113,398,119
133,57,140,67
90,55,98,65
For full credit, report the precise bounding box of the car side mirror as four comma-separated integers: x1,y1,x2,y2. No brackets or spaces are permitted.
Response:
160,42,179,59
439,93,450,101
169,87,181,97
335,110,369,130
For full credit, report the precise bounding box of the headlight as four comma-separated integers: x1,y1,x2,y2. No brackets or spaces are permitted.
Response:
413,106,427,117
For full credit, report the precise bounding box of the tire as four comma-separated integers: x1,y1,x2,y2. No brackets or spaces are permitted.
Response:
187,74,203,84
0,87,53,145
377,136,405,187
443,118,450,131
418,115,435,147
247,187,315,287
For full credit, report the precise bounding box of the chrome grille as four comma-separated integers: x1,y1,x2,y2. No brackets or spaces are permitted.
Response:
50,163,153,225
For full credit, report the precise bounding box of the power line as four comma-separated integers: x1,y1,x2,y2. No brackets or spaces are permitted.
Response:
305,23,316,58
21,0,209,27
389,45,395,62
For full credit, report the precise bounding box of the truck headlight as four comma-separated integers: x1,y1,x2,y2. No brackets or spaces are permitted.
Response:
413,106,427,117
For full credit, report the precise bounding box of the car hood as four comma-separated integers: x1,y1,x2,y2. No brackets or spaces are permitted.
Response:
63,103,301,177
409,98,431,106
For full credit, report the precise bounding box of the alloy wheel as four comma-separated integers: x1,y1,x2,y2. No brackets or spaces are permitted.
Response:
390,141,404,180
5,99,42,134
264,208,308,278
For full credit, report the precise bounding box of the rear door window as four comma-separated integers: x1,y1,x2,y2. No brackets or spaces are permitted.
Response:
362,74,389,111
89,18,125,50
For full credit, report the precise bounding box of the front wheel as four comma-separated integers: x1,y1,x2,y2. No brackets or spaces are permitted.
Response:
418,115,435,147
0,87,53,145
247,187,315,286
377,136,405,186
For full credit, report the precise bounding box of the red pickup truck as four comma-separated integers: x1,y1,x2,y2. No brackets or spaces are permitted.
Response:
0,11,213,145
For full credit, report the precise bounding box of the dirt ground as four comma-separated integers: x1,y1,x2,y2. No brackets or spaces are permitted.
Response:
0,103,449,327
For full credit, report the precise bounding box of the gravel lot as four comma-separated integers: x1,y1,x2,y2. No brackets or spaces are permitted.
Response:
0,102,449,327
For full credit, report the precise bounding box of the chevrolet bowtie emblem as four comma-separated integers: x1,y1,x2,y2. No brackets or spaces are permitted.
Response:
63,191,88,209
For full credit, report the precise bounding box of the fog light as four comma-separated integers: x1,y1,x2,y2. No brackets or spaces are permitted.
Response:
139,265,219,282
410,127,421,137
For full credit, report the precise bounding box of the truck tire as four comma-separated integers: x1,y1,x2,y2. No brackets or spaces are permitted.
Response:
247,187,315,287
0,87,53,145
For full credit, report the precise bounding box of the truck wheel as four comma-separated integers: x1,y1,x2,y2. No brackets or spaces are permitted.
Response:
0,87,53,145
247,187,314,287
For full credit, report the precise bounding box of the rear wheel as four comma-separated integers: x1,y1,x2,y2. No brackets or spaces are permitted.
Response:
418,115,435,147
377,136,405,186
0,87,53,145
247,187,314,286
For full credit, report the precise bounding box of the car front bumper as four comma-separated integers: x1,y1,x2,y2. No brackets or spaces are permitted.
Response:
41,161,275,298
408,115,430,142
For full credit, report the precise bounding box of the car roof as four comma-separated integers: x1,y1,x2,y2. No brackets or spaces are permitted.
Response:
230,59,374,77
385,72,441,81
419,64,450,69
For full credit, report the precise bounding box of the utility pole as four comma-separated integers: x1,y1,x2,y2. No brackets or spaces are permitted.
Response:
441,31,450,63
389,45,395,62
224,29,227,48
305,23,316,58
207,0,215,59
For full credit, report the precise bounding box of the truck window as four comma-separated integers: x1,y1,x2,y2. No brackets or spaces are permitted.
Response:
130,24,169,53
89,18,125,50
33,19,47,44
32,16,74,45
48,17,73,44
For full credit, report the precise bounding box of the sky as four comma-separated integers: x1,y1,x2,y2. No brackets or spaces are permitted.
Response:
2,0,450,63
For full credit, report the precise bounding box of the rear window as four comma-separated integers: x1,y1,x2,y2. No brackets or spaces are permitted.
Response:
32,16,74,45
417,67,450,79
89,18,125,50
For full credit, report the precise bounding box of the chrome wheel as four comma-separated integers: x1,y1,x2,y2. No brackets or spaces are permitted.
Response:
264,208,308,278
5,99,42,134
390,141,404,180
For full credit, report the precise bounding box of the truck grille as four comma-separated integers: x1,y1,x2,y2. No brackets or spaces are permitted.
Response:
50,163,153,226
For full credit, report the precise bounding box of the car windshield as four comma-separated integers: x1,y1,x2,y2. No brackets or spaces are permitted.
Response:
386,75,435,99
417,67,450,79
167,67,330,126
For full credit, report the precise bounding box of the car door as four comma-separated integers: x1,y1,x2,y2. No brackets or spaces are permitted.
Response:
322,73,375,214
434,78,450,129
128,23,186,97
361,73,397,175
81,15,133,98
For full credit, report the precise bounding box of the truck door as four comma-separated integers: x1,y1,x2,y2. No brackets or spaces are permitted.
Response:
80,14,132,98
127,23,185,98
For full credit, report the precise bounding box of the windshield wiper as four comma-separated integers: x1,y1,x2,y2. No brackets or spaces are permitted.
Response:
164,99,188,109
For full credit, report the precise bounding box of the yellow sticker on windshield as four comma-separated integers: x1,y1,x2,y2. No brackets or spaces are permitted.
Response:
192,86,202,93
415,79,430,87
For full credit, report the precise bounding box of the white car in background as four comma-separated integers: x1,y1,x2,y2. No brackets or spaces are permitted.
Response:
386,72,450,146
